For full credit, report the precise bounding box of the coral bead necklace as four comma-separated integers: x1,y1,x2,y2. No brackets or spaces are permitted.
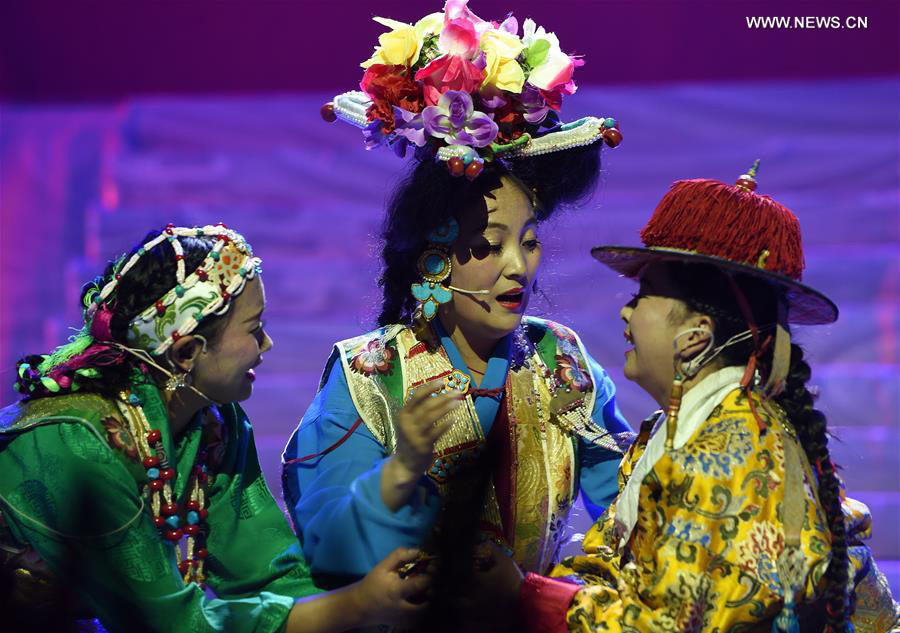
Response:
116,390,211,587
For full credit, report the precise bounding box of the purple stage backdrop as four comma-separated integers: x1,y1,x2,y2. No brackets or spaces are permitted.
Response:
1,0,898,599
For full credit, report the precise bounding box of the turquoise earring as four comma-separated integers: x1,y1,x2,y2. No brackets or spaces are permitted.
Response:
411,218,458,321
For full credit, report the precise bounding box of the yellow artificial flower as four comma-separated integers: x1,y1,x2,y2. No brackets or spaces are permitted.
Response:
479,28,525,93
415,12,444,39
361,13,443,69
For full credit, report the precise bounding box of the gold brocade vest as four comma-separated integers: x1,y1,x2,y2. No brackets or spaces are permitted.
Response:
331,316,618,574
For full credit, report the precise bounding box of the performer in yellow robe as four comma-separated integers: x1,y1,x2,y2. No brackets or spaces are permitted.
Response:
505,166,900,633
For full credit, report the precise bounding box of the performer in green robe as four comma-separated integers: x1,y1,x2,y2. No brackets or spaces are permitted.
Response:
1,225,427,633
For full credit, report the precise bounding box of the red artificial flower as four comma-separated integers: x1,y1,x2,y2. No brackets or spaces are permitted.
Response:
360,64,425,132
414,55,485,106
540,79,576,113
491,97,526,143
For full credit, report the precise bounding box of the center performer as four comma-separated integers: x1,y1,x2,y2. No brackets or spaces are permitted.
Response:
282,0,633,596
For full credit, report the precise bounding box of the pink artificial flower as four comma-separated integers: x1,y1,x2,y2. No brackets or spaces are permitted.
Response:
440,17,480,56
440,0,491,57
540,79,577,113
415,55,485,106
443,0,485,25
535,57,574,92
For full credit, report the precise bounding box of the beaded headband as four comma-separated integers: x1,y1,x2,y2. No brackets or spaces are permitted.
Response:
321,0,622,178
89,224,261,357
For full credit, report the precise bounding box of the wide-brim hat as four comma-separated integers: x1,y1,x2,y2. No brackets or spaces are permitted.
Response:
592,166,838,325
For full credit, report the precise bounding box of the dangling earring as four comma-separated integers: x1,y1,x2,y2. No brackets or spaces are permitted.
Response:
665,370,684,452
411,218,458,322
165,369,193,392
666,327,712,452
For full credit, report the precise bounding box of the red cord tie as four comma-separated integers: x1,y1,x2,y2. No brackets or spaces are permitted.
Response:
816,456,834,474
283,417,364,465
468,386,505,399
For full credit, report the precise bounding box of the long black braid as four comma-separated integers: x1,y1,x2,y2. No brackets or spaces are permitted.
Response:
775,345,850,632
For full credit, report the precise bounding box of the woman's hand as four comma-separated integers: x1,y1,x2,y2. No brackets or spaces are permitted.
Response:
381,380,463,510
285,548,431,633
395,380,462,474
353,547,432,627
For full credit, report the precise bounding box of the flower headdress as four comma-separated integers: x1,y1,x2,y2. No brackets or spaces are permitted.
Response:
322,0,622,179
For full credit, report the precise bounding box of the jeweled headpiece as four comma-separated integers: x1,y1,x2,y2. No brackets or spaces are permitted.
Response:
321,0,622,178
14,224,261,398
89,224,262,356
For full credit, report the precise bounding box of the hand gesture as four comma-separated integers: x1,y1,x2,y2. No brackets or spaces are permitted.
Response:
394,380,463,476
356,547,432,627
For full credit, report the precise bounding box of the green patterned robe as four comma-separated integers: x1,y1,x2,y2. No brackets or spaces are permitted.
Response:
0,378,319,633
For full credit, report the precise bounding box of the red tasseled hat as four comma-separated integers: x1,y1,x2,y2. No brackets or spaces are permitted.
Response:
592,163,838,325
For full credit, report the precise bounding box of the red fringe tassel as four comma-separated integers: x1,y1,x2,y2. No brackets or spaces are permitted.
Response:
640,179,805,280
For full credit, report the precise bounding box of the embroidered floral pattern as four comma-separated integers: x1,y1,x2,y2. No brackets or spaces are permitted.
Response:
735,520,784,592
102,415,138,462
555,353,592,392
350,338,396,375
676,416,754,478
546,319,577,344
665,516,712,548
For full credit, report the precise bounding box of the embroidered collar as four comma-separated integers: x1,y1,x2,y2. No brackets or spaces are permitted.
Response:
615,365,746,550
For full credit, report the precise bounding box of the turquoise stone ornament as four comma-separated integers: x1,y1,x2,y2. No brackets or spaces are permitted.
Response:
459,146,477,165
425,254,445,275
417,248,451,283
427,218,459,244
411,281,452,321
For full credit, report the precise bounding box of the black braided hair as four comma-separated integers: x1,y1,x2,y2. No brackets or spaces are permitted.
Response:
14,229,228,399
377,142,602,326
776,345,849,633
663,261,849,633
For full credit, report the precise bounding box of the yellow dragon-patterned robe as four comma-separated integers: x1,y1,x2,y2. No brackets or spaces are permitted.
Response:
550,382,899,633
